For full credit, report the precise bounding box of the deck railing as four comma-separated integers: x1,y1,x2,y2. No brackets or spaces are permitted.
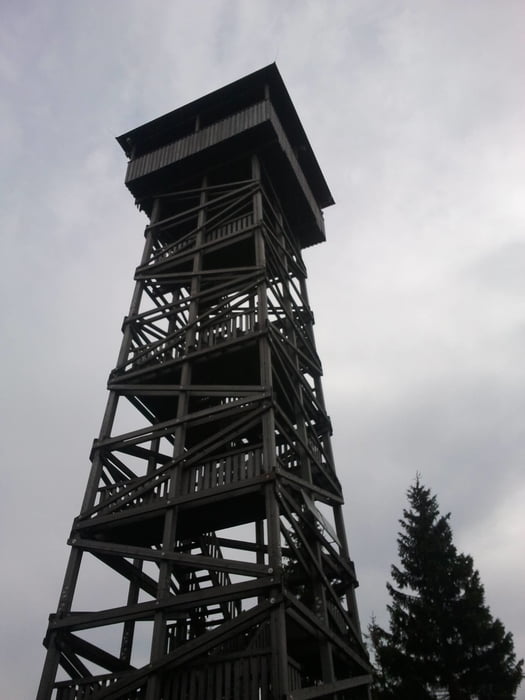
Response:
184,447,264,495
55,674,144,700
96,446,264,514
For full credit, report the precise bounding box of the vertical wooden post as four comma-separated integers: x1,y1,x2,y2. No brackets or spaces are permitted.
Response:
253,153,290,699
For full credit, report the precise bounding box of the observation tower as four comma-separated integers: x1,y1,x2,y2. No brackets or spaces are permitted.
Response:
37,64,371,700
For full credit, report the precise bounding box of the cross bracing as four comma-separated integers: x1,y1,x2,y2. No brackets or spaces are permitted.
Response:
38,65,371,700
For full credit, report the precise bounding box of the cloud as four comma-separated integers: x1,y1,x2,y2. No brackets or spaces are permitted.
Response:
2,2,524,698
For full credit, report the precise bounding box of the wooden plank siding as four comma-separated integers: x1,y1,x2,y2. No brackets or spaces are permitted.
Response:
125,102,268,182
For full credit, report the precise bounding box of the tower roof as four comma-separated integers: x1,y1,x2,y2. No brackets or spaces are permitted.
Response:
117,64,334,211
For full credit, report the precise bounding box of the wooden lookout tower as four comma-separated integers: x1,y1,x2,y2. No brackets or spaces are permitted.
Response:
37,64,372,700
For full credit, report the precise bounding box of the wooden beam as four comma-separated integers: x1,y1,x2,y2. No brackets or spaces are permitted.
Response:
77,538,270,578
93,553,158,598
50,578,276,632
60,632,133,673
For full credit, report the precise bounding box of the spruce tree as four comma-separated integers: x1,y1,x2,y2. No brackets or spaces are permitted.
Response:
370,477,523,700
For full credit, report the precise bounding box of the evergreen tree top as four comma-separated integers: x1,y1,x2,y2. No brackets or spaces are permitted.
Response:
370,476,523,700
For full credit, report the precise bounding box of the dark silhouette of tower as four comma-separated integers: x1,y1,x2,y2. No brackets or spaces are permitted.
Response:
37,64,371,700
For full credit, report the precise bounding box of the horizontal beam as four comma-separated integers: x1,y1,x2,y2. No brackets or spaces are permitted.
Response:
51,578,276,632
108,383,267,396
76,538,270,577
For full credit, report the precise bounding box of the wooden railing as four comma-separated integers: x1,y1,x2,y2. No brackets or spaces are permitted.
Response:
160,654,273,700
205,212,254,243
125,308,258,371
153,230,195,260
276,440,300,472
288,658,303,692
183,447,264,495
95,446,264,514
55,674,144,700
96,474,170,512
198,310,257,349
145,211,255,269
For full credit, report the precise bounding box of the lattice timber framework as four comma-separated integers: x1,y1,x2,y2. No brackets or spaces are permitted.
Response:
37,65,372,700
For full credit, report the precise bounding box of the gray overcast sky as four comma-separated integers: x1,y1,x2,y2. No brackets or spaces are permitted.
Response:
1,1,524,697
